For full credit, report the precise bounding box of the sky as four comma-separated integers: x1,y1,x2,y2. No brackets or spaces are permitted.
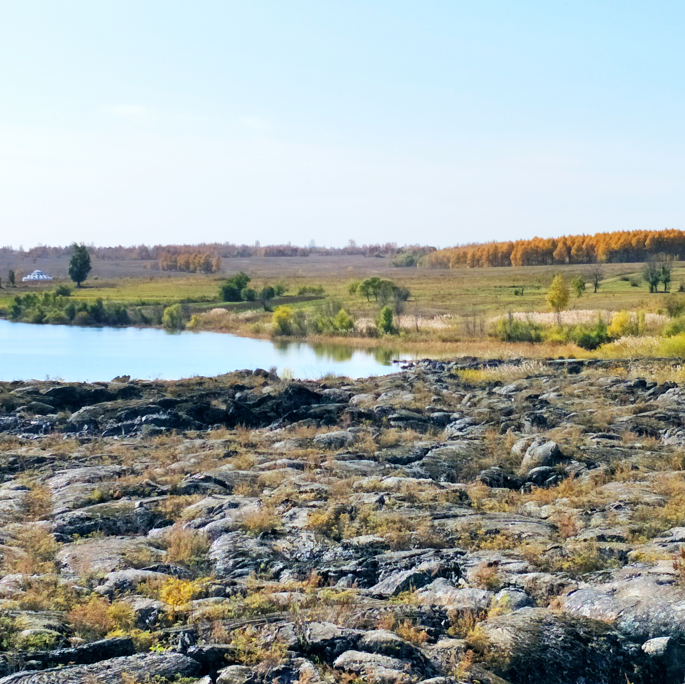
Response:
1,1,685,249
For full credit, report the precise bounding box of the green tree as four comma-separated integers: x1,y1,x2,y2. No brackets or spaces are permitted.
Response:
572,276,586,298
259,286,276,311
8,270,15,287
162,304,184,331
358,276,382,301
392,285,411,315
643,261,661,293
220,272,251,301
547,275,569,324
377,306,395,334
589,266,603,293
660,263,672,292
68,244,92,287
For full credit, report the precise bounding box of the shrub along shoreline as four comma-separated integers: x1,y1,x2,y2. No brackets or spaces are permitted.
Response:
9,280,685,362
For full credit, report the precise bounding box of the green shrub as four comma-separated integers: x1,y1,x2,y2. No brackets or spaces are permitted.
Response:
0,616,16,651
568,320,609,350
377,306,395,334
73,311,92,326
665,294,685,319
390,253,417,267
220,284,241,301
241,287,257,301
541,318,609,350
220,272,251,302
55,284,72,297
297,285,325,295
46,310,69,325
334,309,355,332
664,318,685,337
162,304,184,331
494,315,543,343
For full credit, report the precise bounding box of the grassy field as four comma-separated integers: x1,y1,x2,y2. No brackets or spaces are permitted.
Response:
1,255,683,357
0,258,677,313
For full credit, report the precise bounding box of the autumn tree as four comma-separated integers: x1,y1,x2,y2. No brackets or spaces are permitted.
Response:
547,275,569,324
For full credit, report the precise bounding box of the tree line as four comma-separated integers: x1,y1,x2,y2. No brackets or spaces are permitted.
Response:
158,252,223,273
3,241,435,262
421,229,685,269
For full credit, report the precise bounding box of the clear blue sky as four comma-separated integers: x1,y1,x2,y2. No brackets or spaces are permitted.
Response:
1,1,684,248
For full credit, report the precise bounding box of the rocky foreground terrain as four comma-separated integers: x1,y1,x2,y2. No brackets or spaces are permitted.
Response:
2,359,685,683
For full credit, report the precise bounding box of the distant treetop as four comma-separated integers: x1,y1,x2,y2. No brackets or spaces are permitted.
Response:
421,229,685,269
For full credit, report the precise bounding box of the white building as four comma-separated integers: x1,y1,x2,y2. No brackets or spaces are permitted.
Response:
22,270,53,282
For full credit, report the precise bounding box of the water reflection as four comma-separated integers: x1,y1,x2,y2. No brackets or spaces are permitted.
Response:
0,320,413,382
272,340,397,365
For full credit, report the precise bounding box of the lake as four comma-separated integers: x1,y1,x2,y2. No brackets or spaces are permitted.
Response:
0,319,413,382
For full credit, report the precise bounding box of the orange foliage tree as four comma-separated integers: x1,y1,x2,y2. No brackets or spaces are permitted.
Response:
421,229,685,269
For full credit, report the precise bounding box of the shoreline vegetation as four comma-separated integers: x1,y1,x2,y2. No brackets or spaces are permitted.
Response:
5,231,685,362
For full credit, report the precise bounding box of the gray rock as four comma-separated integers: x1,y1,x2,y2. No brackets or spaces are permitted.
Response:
299,621,362,660
370,569,434,598
333,650,412,683
359,630,420,660
471,607,646,684
477,467,522,489
314,430,356,448
519,440,562,473
0,652,201,683
216,665,254,684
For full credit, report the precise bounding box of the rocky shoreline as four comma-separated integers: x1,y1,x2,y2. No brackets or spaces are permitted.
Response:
0,359,685,682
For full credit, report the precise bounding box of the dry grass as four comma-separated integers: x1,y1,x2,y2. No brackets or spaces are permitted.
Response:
3,527,58,575
240,506,282,536
22,482,53,521
162,525,211,568
457,361,547,385
376,613,429,645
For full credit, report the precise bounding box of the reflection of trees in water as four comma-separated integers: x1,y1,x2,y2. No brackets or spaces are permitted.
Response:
272,339,399,365
310,343,354,362
371,347,397,365
273,340,293,353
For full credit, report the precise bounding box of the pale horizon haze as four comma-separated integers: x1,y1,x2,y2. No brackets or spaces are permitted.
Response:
1,2,685,248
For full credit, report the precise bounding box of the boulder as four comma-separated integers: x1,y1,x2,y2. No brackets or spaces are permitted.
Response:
370,569,434,598
477,467,522,490
333,650,412,684
216,665,254,684
469,607,647,684
314,431,355,449
519,440,562,473
0,652,201,683
299,622,363,660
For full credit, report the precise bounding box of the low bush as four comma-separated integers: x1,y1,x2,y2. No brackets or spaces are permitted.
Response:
664,318,685,337
10,293,130,327
162,304,184,331
493,315,543,343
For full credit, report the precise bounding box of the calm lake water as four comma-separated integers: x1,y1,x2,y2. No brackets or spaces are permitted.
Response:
0,320,412,382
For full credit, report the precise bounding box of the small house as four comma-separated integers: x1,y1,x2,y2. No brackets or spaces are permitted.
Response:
22,270,53,282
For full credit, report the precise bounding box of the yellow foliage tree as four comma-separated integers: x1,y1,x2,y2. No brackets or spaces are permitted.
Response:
547,275,569,324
